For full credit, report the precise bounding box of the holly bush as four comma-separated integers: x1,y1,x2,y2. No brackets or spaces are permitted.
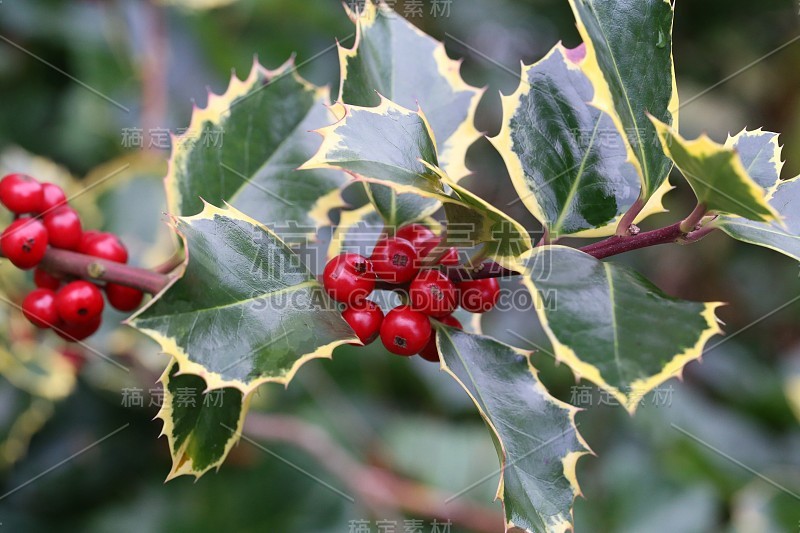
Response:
1,1,799,531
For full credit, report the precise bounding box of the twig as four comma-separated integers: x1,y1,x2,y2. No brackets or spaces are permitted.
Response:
243,413,503,532
0,247,173,294
679,203,707,233
615,197,645,236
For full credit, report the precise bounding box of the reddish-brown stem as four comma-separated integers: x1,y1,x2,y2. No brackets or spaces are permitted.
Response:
615,197,645,236
28,248,171,294
679,203,708,234
4,214,715,296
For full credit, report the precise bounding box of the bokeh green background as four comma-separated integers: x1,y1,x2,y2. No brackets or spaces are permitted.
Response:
0,1,799,531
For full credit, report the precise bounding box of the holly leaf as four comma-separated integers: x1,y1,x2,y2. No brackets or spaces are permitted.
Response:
652,119,780,222
437,326,590,533
339,0,482,182
715,176,800,262
492,43,649,238
725,128,785,191
339,1,482,228
521,246,723,414
364,184,441,230
166,58,348,238
157,359,250,480
302,100,532,265
568,0,678,199
130,202,357,395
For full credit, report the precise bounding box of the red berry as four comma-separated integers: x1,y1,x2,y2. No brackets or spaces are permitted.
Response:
40,183,67,212
379,305,431,356
420,237,460,267
458,278,500,313
419,314,463,362
78,230,101,251
0,174,43,214
105,283,144,312
43,206,82,250
409,269,457,318
342,301,384,345
22,288,59,328
80,232,128,263
322,253,376,305
55,281,104,326
55,316,101,343
34,268,61,290
1,218,48,269
370,237,419,284
396,224,436,249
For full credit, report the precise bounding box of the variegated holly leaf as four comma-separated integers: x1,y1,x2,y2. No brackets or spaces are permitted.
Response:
725,129,785,191
437,326,590,533
712,130,800,261
652,119,780,222
340,0,482,181
157,359,250,480
715,176,800,262
339,0,483,226
364,184,441,230
166,58,348,239
568,0,678,199
521,246,723,414
130,202,357,395
491,43,643,238
303,100,532,266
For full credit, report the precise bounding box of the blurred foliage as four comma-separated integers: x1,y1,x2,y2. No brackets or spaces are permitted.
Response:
0,0,799,531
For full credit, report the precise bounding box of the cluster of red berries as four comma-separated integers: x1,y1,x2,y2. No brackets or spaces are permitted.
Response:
0,173,144,342
323,224,500,362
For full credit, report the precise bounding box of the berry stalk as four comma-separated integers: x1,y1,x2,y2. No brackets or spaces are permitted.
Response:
0,246,173,295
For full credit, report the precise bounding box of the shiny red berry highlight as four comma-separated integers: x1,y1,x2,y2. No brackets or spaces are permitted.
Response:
342,301,384,345
370,237,419,284
396,224,436,250
105,283,144,312
379,305,431,356
0,174,43,214
22,288,59,328
409,269,457,318
40,183,68,212
458,278,500,313
323,253,376,304
1,218,48,269
80,232,128,263
43,206,83,250
55,281,105,326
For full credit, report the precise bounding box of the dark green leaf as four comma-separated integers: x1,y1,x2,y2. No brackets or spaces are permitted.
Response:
158,359,249,480
492,43,641,237
716,177,800,262
522,246,722,413
130,202,357,394
339,1,483,226
569,0,678,198
166,58,348,237
437,326,589,532
303,101,532,265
